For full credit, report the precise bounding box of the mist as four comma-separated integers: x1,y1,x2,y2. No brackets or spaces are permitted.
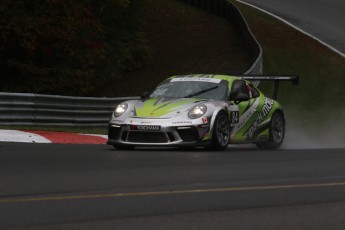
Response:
283,119,345,149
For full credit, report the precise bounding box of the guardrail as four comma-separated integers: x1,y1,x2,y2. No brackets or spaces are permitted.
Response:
0,0,262,127
0,93,139,127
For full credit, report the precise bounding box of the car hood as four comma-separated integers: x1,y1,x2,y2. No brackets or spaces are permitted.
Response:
133,98,206,118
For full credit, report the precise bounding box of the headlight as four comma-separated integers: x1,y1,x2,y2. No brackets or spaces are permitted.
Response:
114,103,128,117
188,104,207,119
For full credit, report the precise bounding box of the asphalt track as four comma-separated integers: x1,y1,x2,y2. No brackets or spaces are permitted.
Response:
1,143,345,229
238,0,345,57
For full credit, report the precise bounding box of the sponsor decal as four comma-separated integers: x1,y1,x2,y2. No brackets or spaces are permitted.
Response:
171,77,221,84
130,125,161,131
247,98,274,139
172,121,192,125
140,121,152,124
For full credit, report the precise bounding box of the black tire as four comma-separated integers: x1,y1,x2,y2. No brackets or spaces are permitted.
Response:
256,111,285,150
208,112,230,150
113,145,135,150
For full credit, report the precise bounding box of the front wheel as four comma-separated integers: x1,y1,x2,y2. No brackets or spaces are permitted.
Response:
256,111,285,150
208,112,230,150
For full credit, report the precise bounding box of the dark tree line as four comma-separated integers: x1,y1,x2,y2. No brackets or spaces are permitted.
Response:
0,0,149,96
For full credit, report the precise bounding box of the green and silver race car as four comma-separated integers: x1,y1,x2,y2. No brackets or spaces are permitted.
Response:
108,74,298,150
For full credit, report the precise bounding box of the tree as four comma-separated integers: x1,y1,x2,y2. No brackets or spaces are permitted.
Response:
0,0,149,96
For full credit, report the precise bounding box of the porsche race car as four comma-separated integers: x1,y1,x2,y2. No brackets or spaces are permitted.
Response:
107,74,298,150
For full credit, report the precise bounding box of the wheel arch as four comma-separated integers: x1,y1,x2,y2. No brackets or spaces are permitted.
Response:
209,107,229,137
256,108,286,150
274,109,285,121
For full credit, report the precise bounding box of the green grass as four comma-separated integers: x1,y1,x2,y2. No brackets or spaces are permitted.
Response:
231,0,345,132
103,0,254,96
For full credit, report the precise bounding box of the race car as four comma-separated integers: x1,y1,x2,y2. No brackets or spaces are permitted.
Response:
107,74,298,150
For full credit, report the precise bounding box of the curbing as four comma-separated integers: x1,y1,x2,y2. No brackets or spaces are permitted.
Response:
0,129,107,144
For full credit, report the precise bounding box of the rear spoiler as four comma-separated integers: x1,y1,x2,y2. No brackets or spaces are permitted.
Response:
241,75,299,100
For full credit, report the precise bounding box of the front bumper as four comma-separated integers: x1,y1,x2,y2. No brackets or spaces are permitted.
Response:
107,122,210,147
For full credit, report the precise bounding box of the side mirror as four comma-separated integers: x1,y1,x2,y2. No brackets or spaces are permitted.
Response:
231,92,249,103
141,91,150,100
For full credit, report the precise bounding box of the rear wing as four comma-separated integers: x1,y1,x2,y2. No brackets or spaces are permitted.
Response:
241,75,299,100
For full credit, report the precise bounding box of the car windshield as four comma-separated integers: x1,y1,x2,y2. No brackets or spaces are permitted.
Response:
150,78,228,100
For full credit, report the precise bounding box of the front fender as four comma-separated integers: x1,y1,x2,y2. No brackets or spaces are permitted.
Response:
202,102,231,141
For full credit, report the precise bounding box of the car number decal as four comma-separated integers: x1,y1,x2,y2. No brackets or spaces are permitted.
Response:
230,111,239,124
230,97,260,135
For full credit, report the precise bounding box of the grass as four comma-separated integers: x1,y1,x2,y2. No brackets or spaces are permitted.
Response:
231,0,345,133
103,0,255,96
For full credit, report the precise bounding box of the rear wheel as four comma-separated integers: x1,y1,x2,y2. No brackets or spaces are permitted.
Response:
256,111,285,150
208,112,230,150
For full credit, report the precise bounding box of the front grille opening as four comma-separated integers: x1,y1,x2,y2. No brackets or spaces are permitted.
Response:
121,131,128,141
127,131,168,143
177,127,199,142
167,132,175,142
108,126,121,140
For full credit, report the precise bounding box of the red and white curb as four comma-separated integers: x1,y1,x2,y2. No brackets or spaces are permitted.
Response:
0,129,107,144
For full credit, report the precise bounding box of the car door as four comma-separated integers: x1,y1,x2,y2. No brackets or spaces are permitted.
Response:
228,80,262,143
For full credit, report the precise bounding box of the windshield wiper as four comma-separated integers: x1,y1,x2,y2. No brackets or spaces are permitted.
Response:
184,86,219,98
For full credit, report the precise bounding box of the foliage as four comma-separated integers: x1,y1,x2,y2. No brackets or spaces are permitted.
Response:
0,0,149,96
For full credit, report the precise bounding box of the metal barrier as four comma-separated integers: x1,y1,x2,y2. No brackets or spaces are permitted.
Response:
0,93,138,127
0,0,263,127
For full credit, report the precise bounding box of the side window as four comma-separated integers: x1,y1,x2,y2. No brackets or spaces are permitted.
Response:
230,80,249,100
248,84,260,98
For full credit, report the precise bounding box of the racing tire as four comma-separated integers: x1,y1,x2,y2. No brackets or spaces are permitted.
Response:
208,112,230,150
256,111,285,150
113,145,135,150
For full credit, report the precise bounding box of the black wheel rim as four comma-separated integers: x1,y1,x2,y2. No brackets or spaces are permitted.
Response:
216,115,230,147
272,114,284,143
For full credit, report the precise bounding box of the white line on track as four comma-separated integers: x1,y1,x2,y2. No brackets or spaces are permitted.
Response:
236,0,345,59
83,133,108,139
0,130,51,143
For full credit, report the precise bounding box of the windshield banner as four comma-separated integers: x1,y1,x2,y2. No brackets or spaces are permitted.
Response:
171,78,221,84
